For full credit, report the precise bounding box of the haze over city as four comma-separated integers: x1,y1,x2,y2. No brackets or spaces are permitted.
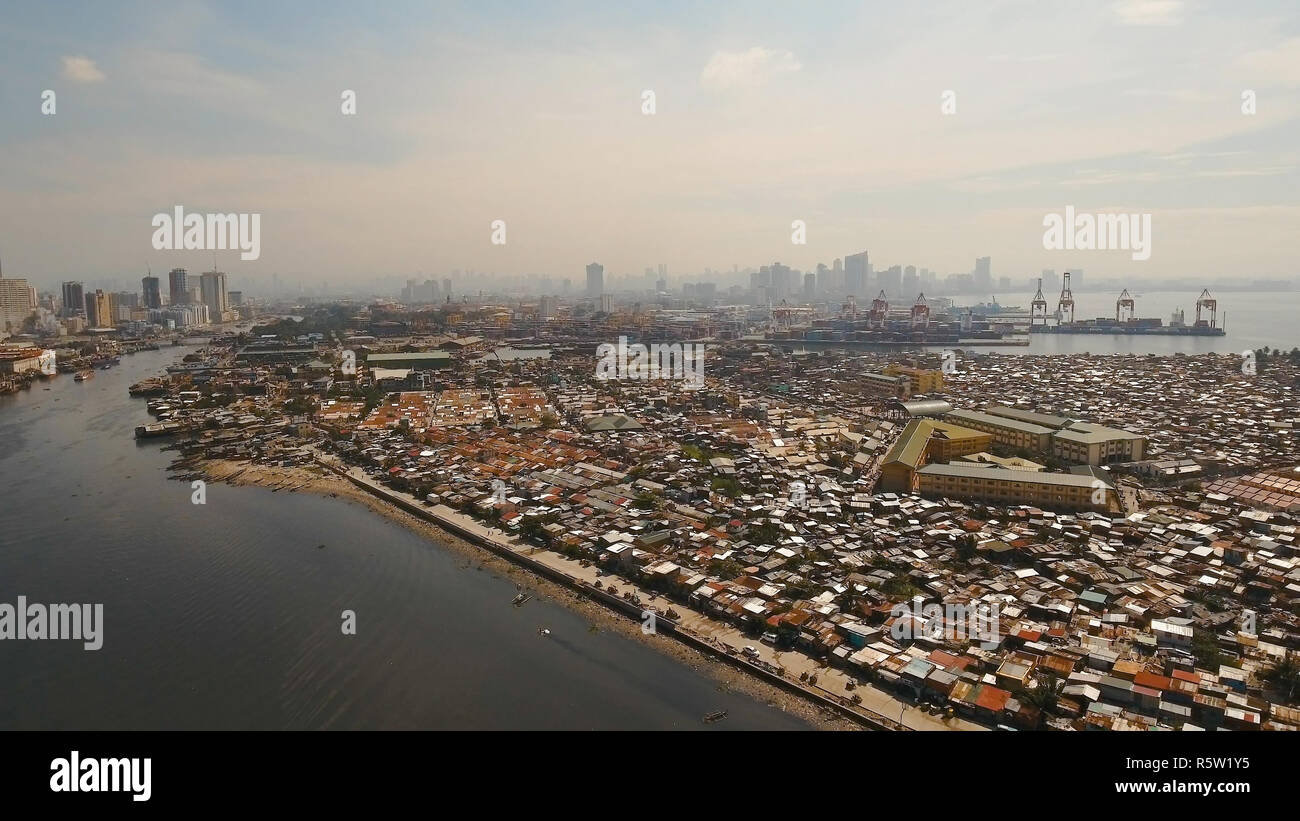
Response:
2,0,1299,291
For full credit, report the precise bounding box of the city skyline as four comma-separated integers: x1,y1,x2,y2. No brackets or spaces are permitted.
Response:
2,1,1299,286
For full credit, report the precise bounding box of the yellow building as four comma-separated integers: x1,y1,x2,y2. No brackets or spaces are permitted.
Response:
879,418,992,492
916,463,1116,511
883,364,945,395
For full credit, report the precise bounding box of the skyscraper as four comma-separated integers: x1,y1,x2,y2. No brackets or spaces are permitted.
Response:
200,270,228,322
142,275,161,309
586,262,604,297
973,257,992,291
168,268,189,305
84,289,114,328
61,281,85,318
844,251,868,296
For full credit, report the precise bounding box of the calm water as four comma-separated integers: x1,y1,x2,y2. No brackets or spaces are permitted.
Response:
0,348,809,730
956,290,1299,355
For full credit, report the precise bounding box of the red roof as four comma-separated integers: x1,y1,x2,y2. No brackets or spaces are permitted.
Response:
975,685,1012,712
1171,669,1202,683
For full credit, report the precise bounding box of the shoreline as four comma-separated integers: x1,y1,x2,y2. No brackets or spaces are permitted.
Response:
183,456,861,731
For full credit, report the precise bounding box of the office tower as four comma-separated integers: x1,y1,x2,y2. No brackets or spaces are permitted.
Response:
585,263,604,297
655,278,667,293
0,262,38,331
600,293,614,313
880,265,902,296
803,272,816,300
168,268,189,305
903,266,918,296
770,262,791,295
844,251,868,296
84,289,114,328
539,295,556,319
973,257,992,291
228,291,243,307
61,281,85,317
657,263,667,279
200,270,228,322
142,275,161,309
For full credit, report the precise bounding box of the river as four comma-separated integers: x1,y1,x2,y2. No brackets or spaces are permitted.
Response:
0,347,810,730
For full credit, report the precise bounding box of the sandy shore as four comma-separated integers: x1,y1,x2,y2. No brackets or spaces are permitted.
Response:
182,456,859,730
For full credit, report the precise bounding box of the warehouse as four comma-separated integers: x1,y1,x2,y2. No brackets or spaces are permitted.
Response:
916,463,1116,511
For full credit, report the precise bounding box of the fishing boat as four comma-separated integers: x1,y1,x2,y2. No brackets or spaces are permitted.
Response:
512,593,533,607
702,710,728,724
74,370,94,382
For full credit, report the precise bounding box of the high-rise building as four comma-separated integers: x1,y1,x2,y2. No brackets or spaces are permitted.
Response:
84,289,115,328
803,272,816,300
844,251,868,296
600,293,614,313
168,268,189,305
0,263,38,331
880,265,903,296
539,295,556,319
586,263,604,297
142,275,161,309
973,257,992,291
903,266,919,296
200,270,228,322
61,281,85,318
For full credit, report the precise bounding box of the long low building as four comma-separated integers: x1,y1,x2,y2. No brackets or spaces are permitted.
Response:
943,404,1145,465
916,462,1116,511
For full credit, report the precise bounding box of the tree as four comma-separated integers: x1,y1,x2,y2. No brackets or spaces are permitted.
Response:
1262,652,1300,704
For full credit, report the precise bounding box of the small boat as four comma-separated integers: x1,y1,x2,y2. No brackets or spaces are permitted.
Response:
101,363,112,370
512,593,533,607
703,710,728,724
537,628,551,637
74,370,94,382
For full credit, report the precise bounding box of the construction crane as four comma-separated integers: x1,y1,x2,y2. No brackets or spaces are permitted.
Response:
1116,288,1135,323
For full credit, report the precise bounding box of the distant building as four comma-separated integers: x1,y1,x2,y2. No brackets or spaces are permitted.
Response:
0,263,37,331
61,281,85,318
200,270,228,323
586,263,604,298
168,268,189,305
844,251,868,296
142,275,162,309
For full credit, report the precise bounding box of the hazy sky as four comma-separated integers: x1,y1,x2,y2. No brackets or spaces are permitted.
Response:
1,0,1298,291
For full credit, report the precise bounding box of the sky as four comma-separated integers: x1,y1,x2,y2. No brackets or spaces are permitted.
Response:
1,0,1298,293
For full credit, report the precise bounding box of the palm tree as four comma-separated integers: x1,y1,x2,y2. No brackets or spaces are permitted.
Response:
1263,652,1300,704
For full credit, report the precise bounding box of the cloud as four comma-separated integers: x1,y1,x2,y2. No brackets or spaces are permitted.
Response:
700,47,800,91
61,56,105,83
1112,0,1183,26
1239,37,1300,87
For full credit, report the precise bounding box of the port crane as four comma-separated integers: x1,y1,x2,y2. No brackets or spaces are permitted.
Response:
1031,279,1049,327
910,294,930,330
1116,289,1135,323
868,290,889,329
1195,289,1218,329
1057,272,1075,325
